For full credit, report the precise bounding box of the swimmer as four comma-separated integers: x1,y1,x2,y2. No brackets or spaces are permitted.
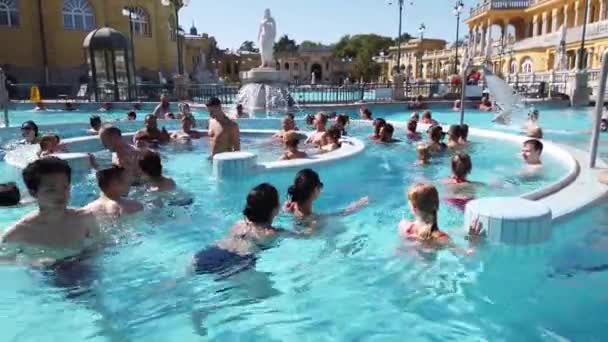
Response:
377,123,399,143
284,169,368,220
153,94,172,119
415,144,431,166
398,183,470,252
527,126,543,139
99,102,112,112
99,126,145,184
33,102,46,111
38,134,60,158
134,114,171,145
138,151,176,192
427,125,447,153
177,103,192,120
65,102,76,111
280,131,308,160
453,99,461,111
20,121,40,144
442,153,477,210
87,115,102,135
335,114,349,136
236,104,247,118
1,158,100,261
192,183,287,276
410,112,420,122
0,182,20,206
273,115,297,140
478,95,493,112
447,125,463,148
522,139,543,166
127,111,137,121
420,111,438,125
601,118,608,132
360,107,373,120
306,112,328,147
320,125,342,152
406,119,422,141
82,166,143,219
370,118,386,140
305,114,315,127
171,115,204,141
408,95,426,110
207,97,240,157
459,124,469,144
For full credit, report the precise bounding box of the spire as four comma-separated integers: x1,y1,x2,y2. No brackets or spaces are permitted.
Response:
190,20,198,36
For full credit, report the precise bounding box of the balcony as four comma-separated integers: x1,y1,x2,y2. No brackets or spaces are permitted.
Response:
513,20,608,51
469,0,529,17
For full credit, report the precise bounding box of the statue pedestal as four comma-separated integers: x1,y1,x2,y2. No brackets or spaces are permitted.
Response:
240,67,289,85
568,70,590,107
392,74,406,101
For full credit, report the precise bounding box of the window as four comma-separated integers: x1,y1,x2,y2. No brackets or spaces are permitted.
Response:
0,0,19,27
510,60,517,74
63,0,95,31
521,58,533,73
131,7,150,36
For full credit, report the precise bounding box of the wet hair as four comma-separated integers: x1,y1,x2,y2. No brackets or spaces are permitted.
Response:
429,125,444,142
416,95,423,102
139,151,163,178
39,134,57,151
145,114,156,122
21,120,39,137
382,123,394,137
0,182,20,206
206,97,222,107
243,183,279,224
326,125,342,144
407,183,439,234
407,119,418,133
524,139,543,154
452,153,472,179
422,111,432,120
601,119,608,132
336,114,349,126
284,131,301,148
288,169,323,203
305,114,314,125
101,126,122,137
22,157,71,194
315,112,328,125
373,118,387,136
411,112,420,121
127,111,137,119
460,124,469,141
361,108,372,119
448,125,462,141
285,113,295,120
96,165,125,191
90,115,102,129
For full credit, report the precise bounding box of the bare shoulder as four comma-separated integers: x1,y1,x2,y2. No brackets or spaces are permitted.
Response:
1,212,40,243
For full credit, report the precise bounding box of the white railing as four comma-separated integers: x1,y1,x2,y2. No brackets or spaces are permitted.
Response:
514,20,608,50
469,0,529,17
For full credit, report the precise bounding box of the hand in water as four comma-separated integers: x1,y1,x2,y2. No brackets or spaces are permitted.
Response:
343,196,369,215
467,217,485,242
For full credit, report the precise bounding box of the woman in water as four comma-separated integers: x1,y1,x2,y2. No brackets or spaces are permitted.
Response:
284,169,368,221
447,125,463,149
443,153,477,211
20,121,40,144
370,118,386,140
321,125,342,152
427,125,447,153
406,119,422,141
335,114,349,136
192,183,286,276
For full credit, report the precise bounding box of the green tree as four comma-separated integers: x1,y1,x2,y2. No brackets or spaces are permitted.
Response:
300,40,323,49
333,34,394,59
274,35,298,54
239,40,258,52
395,33,413,43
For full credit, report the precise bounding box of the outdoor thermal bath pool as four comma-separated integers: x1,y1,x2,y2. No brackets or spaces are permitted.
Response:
0,105,605,340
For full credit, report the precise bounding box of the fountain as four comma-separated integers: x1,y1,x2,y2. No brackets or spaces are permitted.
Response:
237,9,292,113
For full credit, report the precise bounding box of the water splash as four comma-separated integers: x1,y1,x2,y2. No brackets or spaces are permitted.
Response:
236,83,298,117
483,67,527,125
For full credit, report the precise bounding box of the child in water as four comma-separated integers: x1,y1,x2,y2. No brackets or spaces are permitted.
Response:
280,131,308,160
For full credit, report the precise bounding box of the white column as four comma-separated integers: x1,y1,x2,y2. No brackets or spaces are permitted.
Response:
533,15,539,36
552,9,559,32
485,24,493,57
481,26,487,54
564,4,570,27
575,1,580,26
587,0,593,23
472,27,478,56
542,12,549,35
600,0,606,20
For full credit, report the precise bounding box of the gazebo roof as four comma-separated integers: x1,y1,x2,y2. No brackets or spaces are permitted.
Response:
83,27,128,50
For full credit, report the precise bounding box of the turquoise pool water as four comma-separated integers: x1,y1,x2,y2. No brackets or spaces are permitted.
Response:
0,104,605,340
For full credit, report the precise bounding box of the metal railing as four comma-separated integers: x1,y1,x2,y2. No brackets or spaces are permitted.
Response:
469,0,529,17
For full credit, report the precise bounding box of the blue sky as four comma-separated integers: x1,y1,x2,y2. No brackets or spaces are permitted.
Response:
181,0,479,50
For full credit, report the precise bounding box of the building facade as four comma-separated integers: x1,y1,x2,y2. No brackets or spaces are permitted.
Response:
275,46,355,85
465,0,608,75
383,38,461,81
0,0,187,85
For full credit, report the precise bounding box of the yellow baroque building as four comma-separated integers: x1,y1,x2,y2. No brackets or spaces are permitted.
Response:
466,0,608,75
0,0,216,85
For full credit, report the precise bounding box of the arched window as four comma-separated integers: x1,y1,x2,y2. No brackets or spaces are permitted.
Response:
521,57,533,73
510,59,518,74
0,0,19,27
63,0,95,31
284,63,290,70
168,16,176,41
131,7,150,36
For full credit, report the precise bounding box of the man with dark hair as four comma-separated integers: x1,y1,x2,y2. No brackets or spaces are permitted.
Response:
360,107,373,120
172,115,204,142
153,94,172,119
1,158,100,259
82,166,143,219
522,139,543,166
378,123,399,143
0,182,20,206
206,97,240,157
139,151,176,192
134,114,170,145
99,126,144,184
88,115,102,135
127,111,137,121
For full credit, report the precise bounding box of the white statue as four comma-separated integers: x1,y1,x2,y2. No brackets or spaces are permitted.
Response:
258,9,276,68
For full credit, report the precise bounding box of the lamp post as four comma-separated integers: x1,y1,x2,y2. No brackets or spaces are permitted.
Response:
577,0,590,70
418,23,426,79
161,0,190,75
388,0,408,75
453,0,464,75
122,6,137,73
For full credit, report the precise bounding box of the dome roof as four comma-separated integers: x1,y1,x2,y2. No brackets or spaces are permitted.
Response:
83,27,128,50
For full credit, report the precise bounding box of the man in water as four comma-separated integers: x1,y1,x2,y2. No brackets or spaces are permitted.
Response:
153,94,172,119
236,104,247,118
88,115,102,135
522,139,543,166
1,158,100,261
82,166,143,220
207,97,240,157
306,112,328,146
134,114,171,146
172,115,204,142
273,115,297,140
99,126,144,184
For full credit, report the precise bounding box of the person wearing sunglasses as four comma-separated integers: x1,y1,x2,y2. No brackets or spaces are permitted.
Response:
20,121,40,144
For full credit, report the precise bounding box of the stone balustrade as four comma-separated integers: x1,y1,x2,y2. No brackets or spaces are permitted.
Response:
469,0,530,17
